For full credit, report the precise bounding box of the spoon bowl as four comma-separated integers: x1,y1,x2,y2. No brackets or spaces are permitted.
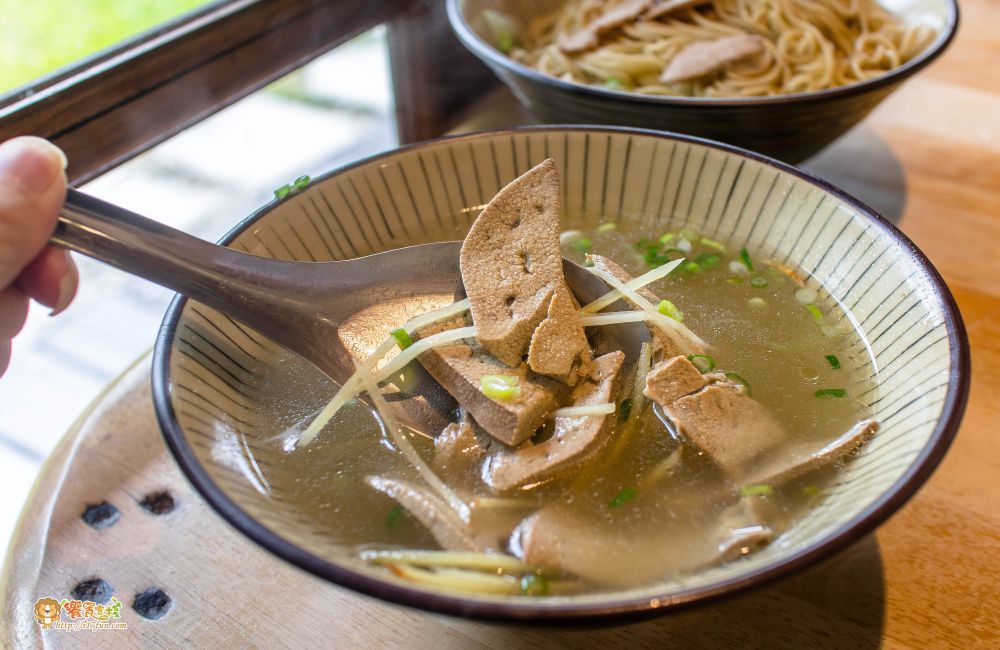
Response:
54,188,642,437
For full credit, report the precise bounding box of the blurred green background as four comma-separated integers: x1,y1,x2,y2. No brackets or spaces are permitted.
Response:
0,0,209,95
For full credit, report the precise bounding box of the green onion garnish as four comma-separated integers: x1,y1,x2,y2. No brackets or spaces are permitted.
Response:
695,252,721,268
815,388,847,398
293,175,311,190
680,227,699,241
584,258,595,267
273,184,292,200
726,277,744,285
687,354,716,373
603,78,621,90
520,574,549,596
619,398,633,421
803,485,821,497
390,328,413,350
725,371,751,396
825,354,841,369
659,232,676,245
480,375,521,401
700,237,726,252
596,222,617,233
571,237,592,255
683,261,700,273
739,247,754,271
749,276,768,288
609,487,637,508
657,299,684,321
385,504,404,528
805,304,824,322
740,484,773,497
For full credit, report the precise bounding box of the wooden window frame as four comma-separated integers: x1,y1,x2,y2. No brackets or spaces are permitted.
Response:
0,0,495,185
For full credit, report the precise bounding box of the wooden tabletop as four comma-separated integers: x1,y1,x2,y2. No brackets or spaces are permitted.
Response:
2,0,999,645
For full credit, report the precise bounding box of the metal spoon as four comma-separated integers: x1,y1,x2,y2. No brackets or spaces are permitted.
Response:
54,188,644,435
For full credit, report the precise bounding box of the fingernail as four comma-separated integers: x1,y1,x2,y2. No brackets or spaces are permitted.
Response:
0,136,68,194
49,253,78,317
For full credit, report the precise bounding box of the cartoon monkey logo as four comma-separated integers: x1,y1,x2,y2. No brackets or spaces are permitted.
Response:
33,598,62,629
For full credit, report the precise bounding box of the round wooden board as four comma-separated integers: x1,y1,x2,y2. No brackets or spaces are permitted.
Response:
0,354,995,648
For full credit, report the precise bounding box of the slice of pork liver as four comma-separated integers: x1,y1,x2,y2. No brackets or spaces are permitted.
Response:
416,322,566,446
432,420,486,490
484,351,625,493
527,286,594,384
512,485,760,586
643,355,708,404
743,419,880,487
644,355,880,484
366,476,485,551
366,476,519,553
460,159,589,379
667,382,786,479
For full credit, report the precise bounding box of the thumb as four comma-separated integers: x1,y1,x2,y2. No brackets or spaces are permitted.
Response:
0,137,68,288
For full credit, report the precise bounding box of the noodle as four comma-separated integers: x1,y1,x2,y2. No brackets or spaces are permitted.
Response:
510,0,935,97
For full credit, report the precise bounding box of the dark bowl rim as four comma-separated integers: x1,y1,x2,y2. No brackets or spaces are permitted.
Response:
445,0,960,108
153,125,970,623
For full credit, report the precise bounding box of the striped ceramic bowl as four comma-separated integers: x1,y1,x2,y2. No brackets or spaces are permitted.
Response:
154,127,968,621
446,0,958,162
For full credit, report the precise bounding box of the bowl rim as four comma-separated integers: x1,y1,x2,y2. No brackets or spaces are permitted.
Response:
445,0,960,108
153,125,970,623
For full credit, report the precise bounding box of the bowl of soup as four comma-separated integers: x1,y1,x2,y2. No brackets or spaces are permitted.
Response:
446,0,958,162
153,127,968,621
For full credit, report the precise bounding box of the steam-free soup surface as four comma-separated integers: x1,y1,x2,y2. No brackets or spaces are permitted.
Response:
250,217,874,594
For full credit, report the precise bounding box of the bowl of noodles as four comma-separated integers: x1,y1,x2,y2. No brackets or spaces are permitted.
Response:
446,0,958,162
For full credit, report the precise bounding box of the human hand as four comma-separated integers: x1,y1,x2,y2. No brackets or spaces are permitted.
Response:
0,136,77,377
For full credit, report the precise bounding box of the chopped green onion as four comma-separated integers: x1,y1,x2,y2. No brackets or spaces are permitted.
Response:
274,184,292,200
740,484,774,497
657,299,684,321
815,388,847,398
520,574,549,596
748,297,767,310
385,504,404,528
583,258,595,267
480,375,521,401
805,304,824,322
603,78,622,90
687,354,716,373
609,487,637,508
482,9,516,53
764,267,787,285
749,276,768,288
634,237,655,250
700,237,726,252
825,354,841,369
802,485,821,497
497,32,513,53
726,277,744,285
293,175,311,190
571,237,592,254
390,328,413,350
683,261,700,273
725,371,751,396
619,398,633,421
739,247,754,271
695,252,721,268
680,227,699,241
596,222,617,233
658,232,676,245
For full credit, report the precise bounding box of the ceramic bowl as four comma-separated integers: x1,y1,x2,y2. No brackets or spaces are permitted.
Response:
154,127,968,622
446,0,958,162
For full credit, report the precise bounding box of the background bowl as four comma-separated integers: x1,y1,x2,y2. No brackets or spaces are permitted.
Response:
154,127,968,621
446,0,958,162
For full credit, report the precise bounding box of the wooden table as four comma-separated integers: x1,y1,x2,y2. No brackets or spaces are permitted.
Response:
2,0,999,646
